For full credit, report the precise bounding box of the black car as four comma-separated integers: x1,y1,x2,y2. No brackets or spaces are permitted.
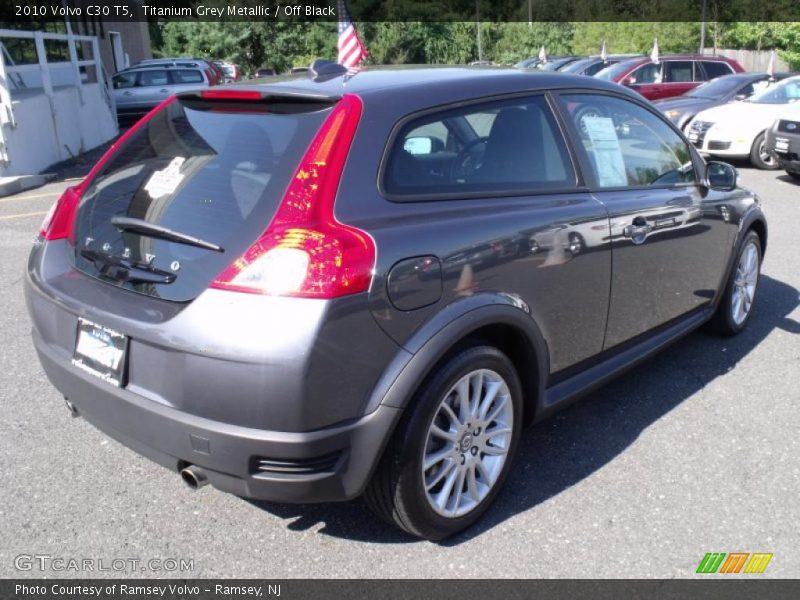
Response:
766,114,800,181
537,56,583,71
28,64,767,540
559,54,644,77
654,72,795,131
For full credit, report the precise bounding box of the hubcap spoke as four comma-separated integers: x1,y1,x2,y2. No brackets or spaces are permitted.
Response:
731,241,759,325
426,458,455,490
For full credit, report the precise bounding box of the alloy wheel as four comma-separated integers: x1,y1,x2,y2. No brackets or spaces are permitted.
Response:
732,240,759,325
421,369,514,518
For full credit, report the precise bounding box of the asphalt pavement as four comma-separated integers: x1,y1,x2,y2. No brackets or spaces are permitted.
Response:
1,166,798,578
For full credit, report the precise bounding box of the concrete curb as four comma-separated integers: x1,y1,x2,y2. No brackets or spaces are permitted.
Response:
0,174,56,198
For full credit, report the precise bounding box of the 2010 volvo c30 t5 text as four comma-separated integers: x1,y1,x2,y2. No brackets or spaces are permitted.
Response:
26,62,767,540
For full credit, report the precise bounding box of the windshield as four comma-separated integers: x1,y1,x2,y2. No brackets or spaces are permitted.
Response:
687,76,745,99
749,77,800,104
595,60,635,80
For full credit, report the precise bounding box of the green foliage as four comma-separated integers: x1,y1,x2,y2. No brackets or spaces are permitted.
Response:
720,22,800,70
571,22,701,55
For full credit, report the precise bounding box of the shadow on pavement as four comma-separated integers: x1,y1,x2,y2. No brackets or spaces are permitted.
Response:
247,274,799,544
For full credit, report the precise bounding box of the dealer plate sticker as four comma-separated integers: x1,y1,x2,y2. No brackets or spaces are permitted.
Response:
72,318,127,386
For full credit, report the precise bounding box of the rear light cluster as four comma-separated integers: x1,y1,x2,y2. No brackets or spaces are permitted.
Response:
210,94,375,299
39,96,178,243
40,91,374,300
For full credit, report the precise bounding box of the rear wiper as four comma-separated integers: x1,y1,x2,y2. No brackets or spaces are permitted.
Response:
110,216,224,253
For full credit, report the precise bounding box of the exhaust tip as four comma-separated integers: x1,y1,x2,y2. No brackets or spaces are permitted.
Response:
180,466,209,490
64,398,79,418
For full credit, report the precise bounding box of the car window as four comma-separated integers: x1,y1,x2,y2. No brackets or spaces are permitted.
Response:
171,70,204,84
559,94,696,189
702,61,734,79
664,61,693,83
112,72,137,89
631,63,661,84
139,70,170,87
583,61,611,76
384,96,575,198
750,78,800,104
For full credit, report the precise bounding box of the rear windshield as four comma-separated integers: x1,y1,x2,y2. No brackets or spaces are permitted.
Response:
73,97,330,301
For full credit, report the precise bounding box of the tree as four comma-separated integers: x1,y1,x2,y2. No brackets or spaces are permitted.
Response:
570,22,701,55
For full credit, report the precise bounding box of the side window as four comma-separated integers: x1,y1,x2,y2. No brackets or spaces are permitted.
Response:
384,96,575,198
139,69,170,87
702,61,734,80
664,61,693,83
560,94,696,188
171,70,204,84
631,63,661,84
584,61,607,76
112,72,137,89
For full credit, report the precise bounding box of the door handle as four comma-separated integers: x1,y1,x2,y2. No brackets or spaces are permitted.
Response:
159,88,169,93
123,91,133,96
623,218,652,245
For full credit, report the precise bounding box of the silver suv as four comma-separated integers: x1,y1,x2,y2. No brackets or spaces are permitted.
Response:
112,67,211,120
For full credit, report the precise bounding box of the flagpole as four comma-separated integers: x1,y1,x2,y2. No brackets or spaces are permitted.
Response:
699,0,707,54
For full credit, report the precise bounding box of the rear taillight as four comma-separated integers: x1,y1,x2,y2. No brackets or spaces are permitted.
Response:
211,94,375,299
38,96,177,243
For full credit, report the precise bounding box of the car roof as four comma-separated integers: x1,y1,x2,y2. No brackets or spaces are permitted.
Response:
224,65,642,104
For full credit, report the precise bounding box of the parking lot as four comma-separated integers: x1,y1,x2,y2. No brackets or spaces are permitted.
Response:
1,165,798,578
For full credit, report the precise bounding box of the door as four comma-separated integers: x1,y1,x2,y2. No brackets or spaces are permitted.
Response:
661,60,699,99
109,31,125,71
136,69,172,108
111,71,138,110
168,69,208,94
624,62,665,100
556,92,732,349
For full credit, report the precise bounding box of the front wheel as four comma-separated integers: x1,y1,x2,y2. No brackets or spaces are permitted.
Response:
750,132,779,170
710,230,762,336
364,346,523,540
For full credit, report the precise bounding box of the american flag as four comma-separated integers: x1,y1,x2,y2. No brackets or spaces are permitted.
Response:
337,0,367,68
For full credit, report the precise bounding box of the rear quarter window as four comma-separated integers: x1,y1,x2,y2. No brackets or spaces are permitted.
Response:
383,95,576,199
172,70,204,84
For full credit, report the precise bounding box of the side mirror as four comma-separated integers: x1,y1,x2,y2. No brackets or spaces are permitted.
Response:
704,161,738,191
622,76,636,86
733,93,748,101
403,136,434,156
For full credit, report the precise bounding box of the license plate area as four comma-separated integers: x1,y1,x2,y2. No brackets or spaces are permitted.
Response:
72,318,128,386
775,137,789,153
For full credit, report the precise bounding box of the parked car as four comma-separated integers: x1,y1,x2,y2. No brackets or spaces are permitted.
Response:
595,54,744,100
29,66,766,541
655,72,795,131
559,54,644,77
515,56,576,70
213,60,240,82
765,110,800,180
253,67,276,79
136,58,224,86
536,56,583,71
687,75,800,169
112,66,211,120
289,66,310,74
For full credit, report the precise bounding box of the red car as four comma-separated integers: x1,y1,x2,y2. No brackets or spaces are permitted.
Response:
596,55,745,101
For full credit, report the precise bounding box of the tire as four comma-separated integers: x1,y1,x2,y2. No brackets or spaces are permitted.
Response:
364,345,523,540
787,170,800,182
710,230,762,336
749,132,779,170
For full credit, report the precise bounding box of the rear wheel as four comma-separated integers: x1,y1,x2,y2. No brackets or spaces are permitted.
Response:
710,230,762,336
749,132,779,170
365,345,523,540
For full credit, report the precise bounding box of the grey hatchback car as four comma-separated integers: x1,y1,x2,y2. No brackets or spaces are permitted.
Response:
27,65,767,540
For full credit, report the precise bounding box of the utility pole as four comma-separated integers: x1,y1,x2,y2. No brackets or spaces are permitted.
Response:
476,0,483,62
699,0,707,54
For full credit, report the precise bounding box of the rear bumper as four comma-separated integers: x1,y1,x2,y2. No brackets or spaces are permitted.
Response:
32,327,401,502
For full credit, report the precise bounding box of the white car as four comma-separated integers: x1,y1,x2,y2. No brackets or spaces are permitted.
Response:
686,75,800,169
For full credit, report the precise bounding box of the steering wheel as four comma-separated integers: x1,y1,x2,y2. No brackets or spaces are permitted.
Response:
450,136,489,182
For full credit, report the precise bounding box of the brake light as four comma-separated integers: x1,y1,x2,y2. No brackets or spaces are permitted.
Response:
201,89,262,101
39,96,177,242
211,94,374,298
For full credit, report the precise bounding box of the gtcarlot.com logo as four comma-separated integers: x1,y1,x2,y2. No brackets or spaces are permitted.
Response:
14,554,194,573
696,552,773,574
